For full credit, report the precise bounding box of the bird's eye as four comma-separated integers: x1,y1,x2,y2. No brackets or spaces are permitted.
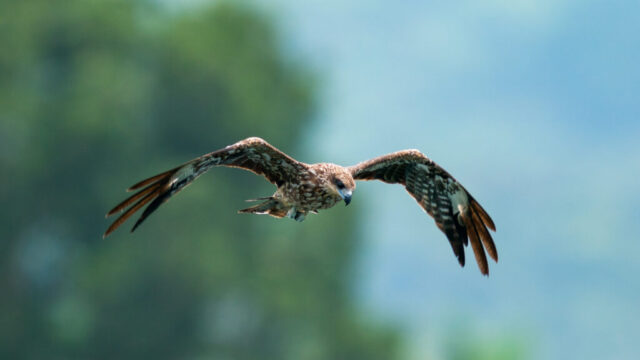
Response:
335,179,345,189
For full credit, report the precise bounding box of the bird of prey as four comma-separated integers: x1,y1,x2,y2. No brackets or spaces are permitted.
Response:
104,137,497,274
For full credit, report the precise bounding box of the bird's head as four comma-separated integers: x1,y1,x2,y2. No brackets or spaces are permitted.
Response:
330,169,356,206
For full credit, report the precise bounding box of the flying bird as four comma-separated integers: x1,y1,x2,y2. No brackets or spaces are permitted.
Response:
104,137,497,274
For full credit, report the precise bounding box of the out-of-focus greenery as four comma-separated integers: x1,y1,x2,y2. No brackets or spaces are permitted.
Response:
0,1,401,359
444,325,532,360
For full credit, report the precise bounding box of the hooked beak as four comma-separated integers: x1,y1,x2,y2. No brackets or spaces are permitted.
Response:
339,189,352,206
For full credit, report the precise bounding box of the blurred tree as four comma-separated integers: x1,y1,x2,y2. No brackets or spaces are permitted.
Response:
0,1,400,359
444,324,532,360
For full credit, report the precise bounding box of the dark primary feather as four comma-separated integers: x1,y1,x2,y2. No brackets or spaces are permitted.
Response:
103,181,168,238
127,167,180,192
461,211,488,275
471,208,497,262
471,197,496,231
349,150,497,275
103,137,306,238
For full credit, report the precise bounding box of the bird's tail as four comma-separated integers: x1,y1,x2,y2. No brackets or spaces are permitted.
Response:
238,197,288,218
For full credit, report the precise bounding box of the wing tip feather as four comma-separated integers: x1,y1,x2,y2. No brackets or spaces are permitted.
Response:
126,167,179,192
461,211,489,275
471,199,496,231
103,170,176,238
470,210,498,263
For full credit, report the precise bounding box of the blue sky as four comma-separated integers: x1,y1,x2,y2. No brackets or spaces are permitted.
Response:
252,1,640,359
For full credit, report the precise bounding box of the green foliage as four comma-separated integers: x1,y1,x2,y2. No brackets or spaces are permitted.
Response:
0,1,400,359
444,325,532,360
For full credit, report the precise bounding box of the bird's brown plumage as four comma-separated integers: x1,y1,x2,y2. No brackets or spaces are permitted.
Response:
105,137,497,275
348,150,497,274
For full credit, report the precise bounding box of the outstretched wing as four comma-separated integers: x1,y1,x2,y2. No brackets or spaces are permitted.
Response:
349,150,497,275
103,137,306,238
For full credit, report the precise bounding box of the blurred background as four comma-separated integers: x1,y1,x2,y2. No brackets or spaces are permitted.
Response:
1,0,639,359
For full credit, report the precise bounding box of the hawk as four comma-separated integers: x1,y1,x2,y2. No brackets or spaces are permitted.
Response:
104,137,497,274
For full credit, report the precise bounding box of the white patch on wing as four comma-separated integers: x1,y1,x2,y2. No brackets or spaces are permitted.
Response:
449,187,469,214
170,164,195,185
416,163,431,173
